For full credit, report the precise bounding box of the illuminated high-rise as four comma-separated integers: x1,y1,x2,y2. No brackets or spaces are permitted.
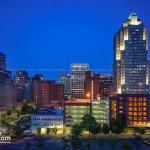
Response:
70,64,89,99
0,52,11,84
113,13,149,94
111,13,150,127
59,73,70,98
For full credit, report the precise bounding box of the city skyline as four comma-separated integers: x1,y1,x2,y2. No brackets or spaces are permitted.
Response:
0,2,150,149
0,1,150,80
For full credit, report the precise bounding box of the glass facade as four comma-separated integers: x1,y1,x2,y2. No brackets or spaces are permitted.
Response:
113,13,149,94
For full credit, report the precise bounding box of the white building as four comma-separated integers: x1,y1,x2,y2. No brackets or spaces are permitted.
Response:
31,108,64,134
70,64,89,99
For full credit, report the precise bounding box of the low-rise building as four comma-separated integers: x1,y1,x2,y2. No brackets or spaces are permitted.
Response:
65,99,91,126
65,99,110,126
92,100,110,125
31,108,64,134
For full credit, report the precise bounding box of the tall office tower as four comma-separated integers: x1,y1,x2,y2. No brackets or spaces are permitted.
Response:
99,75,113,99
85,71,100,99
113,13,149,94
0,52,11,84
59,73,70,98
13,70,31,102
111,13,149,127
13,70,30,87
70,64,89,99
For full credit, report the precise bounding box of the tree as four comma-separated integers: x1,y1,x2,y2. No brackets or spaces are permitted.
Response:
70,124,83,149
103,124,110,134
110,118,125,134
21,102,35,114
6,109,12,116
37,128,41,134
90,122,101,137
10,124,22,137
61,136,70,150
46,128,50,134
134,127,146,135
53,127,58,135
81,114,100,137
118,114,127,127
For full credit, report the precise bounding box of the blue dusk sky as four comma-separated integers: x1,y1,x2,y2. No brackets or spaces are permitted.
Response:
0,0,150,81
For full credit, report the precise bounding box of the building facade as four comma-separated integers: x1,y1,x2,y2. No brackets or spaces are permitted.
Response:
99,75,113,99
113,13,149,94
33,78,64,107
110,94,149,127
85,71,100,100
111,13,150,127
31,108,63,134
65,99,91,126
13,70,31,102
65,99,110,126
92,100,110,125
59,73,70,98
0,52,11,84
70,64,89,99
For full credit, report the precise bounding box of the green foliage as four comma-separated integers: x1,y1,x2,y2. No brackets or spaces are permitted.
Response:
21,102,36,114
70,124,83,149
71,124,83,136
81,114,101,137
10,124,22,137
70,135,82,150
61,136,70,150
110,118,125,134
6,109,12,116
37,128,41,134
134,127,146,135
102,124,110,134
85,139,92,149
53,127,58,135
46,128,50,134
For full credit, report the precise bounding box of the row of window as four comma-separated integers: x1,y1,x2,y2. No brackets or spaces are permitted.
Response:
32,123,62,126
32,118,62,121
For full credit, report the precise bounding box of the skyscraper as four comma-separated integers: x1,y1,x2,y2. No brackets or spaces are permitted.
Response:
59,73,70,98
113,13,149,94
111,13,149,127
13,70,30,87
70,64,89,99
0,52,11,84
13,70,31,102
